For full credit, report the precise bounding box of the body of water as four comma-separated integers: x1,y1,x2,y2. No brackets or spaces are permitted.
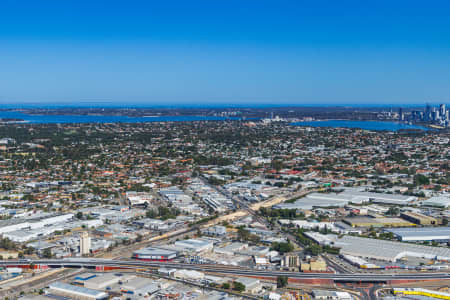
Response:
291,120,429,131
0,110,239,124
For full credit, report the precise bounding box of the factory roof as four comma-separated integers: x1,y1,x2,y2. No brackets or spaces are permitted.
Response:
84,273,120,288
334,235,450,262
422,196,450,208
49,282,108,299
133,247,178,256
274,189,415,210
385,227,450,241
343,216,415,227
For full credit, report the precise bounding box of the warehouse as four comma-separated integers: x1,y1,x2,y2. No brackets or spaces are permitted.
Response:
327,189,415,205
274,193,350,210
312,290,352,300
385,227,450,242
400,212,438,225
48,282,108,300
121,277,159,295
174,238,213,253
174,269,205,280
422,196,450,208
236,277,262,294
0,214,74,235
84,273,120,290
274,189,415,210
132,247,178,261
343,216,415,228
333,235,450,262
3,219,103,243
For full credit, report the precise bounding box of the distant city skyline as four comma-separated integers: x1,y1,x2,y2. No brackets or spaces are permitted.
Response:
1,102,450,108
1,1,450,105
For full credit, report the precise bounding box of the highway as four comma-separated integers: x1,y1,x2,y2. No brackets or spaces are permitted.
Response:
2,259,450,282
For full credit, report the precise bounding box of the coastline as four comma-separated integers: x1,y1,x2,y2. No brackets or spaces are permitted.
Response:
290,119,430,131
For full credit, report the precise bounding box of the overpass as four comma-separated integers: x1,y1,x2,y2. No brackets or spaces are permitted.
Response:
1,259,449,284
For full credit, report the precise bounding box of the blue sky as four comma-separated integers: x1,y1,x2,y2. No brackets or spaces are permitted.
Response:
1,0,450,106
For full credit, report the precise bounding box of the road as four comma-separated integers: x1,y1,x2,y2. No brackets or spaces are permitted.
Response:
2,259,450,282
226,187,316,249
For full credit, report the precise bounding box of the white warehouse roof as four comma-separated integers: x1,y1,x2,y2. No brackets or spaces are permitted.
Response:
48,281,108,300
385,227,450,242
335,235,450,262
422,196,450,208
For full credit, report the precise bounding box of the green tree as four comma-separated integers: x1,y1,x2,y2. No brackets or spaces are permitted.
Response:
305,244,322,256
221,282,230,289
271,242,294,254
233,281,246,292
237,227,250,241
277,276,288,288
414,174,430,186
386,207,399,216
42,248,52,258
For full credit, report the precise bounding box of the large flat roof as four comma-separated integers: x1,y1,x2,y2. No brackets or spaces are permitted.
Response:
274,189,415,210
133,247,178,256
385,227,450,240
343,216,415,227
49,281,108,298
334,235,450,262
422,196,450,208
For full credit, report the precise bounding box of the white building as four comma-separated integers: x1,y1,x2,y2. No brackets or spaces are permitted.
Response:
236,277,262,294
312,290,352,300
174,269,204,280
174,239,213,253
80,232,91,255
48,282,108,300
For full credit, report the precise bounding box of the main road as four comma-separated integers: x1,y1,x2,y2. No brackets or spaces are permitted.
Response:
2,259,450,283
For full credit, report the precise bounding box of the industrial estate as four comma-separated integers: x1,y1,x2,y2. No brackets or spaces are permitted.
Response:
0,107,447,300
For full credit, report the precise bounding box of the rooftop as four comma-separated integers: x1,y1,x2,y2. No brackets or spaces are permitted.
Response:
49,281,108,299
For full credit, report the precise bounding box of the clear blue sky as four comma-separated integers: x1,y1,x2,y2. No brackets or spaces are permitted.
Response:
1,0,450,106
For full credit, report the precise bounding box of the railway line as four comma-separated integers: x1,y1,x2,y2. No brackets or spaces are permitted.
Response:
2,259,450,283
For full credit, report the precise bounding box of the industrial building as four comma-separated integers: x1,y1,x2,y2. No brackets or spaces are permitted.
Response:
385,227,450,242
300,257,327,272
274,193,351,210
332,235,450,262
1,216,102,243
341,255,380,269
312,290,352,300
400,212,438,225
132,247,178,261
174,238,214,253
47,281,108,300
280,253,300,270
83,273,120,290
0,214,74,235
121,277,159,296
343,216,415,228
422,196,450,208
203,225,227,237
174,269,205,280
235,277,262,294
274,189,415,210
